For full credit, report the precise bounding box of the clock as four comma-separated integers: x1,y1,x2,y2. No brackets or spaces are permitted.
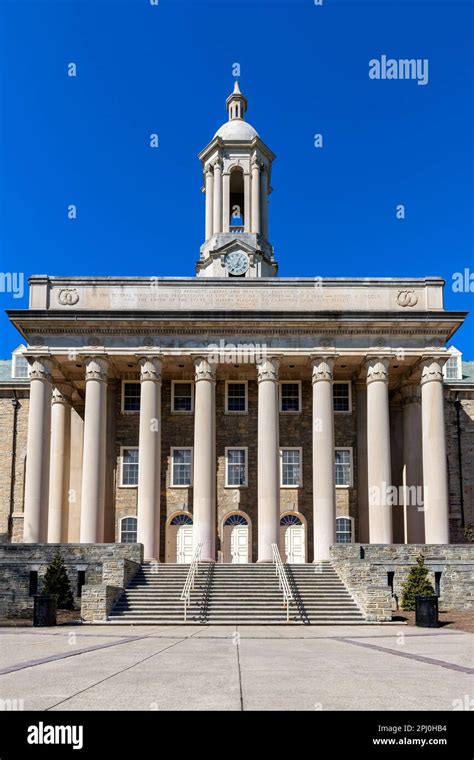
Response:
224,250,249,276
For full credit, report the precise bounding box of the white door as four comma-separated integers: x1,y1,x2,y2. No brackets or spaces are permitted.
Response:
285,525,305,564
231,525,248,564
177,525,194,563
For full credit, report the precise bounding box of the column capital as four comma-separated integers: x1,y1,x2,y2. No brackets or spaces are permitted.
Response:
52,384,74,406
27,356,53,382
311,355,336,383
256,356,280,383
365,355,390,385
205,164,214,178
419,356,447,385
83,356,108,382
194,356,217,383
138,355,163,383
213,157,223,172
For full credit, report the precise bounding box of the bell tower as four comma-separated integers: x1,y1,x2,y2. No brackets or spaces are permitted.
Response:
196,82,277,278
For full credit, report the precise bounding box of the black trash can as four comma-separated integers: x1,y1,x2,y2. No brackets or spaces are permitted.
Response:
415,595,438,628
33,594,58,627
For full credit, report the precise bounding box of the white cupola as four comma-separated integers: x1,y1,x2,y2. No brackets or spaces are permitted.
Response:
196,82,277,278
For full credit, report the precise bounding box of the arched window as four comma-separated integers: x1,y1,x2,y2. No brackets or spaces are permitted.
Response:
120,516,137,543
170,514,193,526
336,517,353,544
224,514,248,526
280,514,302,526
229,167,245,228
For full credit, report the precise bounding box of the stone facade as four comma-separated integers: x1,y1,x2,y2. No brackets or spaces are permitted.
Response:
0,543,142,620
331,544,474,620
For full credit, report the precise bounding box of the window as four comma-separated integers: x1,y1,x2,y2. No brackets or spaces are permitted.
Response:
120,447,139,486
171,448,193,486
335,448,352,487
225,381,248,413
280,382,301,413
333,382,351,412
120,516,138,543
171,381,194,412
280,448,302,487
225,448,248,487
336,517,353,544
12,352,28,379
122,381,141,412
443,354,462,381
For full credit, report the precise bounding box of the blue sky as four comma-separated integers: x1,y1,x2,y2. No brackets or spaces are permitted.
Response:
0,0,472,357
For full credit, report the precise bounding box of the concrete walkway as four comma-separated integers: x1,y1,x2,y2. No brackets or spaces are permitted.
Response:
0,625,472,710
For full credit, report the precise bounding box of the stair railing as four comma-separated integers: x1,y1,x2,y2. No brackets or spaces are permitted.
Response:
180,542,203,622
271,543,294,622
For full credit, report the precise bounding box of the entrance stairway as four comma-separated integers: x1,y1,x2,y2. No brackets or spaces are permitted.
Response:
107,561,367,625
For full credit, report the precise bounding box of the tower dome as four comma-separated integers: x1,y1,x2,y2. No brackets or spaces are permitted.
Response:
213,80,259,140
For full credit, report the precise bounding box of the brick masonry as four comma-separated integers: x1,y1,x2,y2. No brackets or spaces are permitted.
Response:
331,543,474,621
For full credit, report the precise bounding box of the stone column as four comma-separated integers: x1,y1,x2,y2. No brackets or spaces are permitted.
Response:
213,159,222,235
137,356,162,561
48,384,73,543
260,167,269,240
205,166,214,240
251,156,260,234
257,357,280,562
193,357,217,561
312,357,336,561
244,172,251,232
23,357,53,543
420,357,450,543
355,382,369,542
222,172,230,233
80,356,108,543
366,356,393,543
401,382,425,543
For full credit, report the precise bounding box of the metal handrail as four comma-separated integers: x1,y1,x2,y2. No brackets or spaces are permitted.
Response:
271,543,294,622
180,542,203,622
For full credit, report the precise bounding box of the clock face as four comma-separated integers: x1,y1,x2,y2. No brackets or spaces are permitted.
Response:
224,250,249,276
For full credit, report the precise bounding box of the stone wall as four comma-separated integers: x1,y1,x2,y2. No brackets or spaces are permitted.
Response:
445,391,474,542
331,544,474,621
0,391,29,543
0,543,143,621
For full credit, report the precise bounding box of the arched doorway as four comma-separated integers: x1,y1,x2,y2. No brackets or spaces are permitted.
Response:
222,513,250,563
166,513,194,563
280,514,306,564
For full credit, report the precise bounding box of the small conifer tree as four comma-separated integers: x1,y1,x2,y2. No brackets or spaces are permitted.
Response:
400,554,435,611
42,553,74,610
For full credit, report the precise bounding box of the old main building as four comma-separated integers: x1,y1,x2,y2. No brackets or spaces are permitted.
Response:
1,83,473,572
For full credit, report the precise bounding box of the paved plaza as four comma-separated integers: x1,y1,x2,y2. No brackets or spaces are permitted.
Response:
0,625,472,711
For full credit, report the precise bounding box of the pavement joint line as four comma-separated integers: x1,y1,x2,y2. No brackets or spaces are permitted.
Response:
235,626,244,712
44,625,210,711
0,633,162,677
334,636,474,675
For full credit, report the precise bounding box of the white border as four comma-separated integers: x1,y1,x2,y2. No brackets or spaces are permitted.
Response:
225,446,248,488
121,380,141,414
119,515,138,542
279,380,302,414
335,446,353,488
279,447,303,487
119,446,139,488
336,515,354,543
225,380,248,414
171,381,194,413
333,381,352,414
171,446,194,487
